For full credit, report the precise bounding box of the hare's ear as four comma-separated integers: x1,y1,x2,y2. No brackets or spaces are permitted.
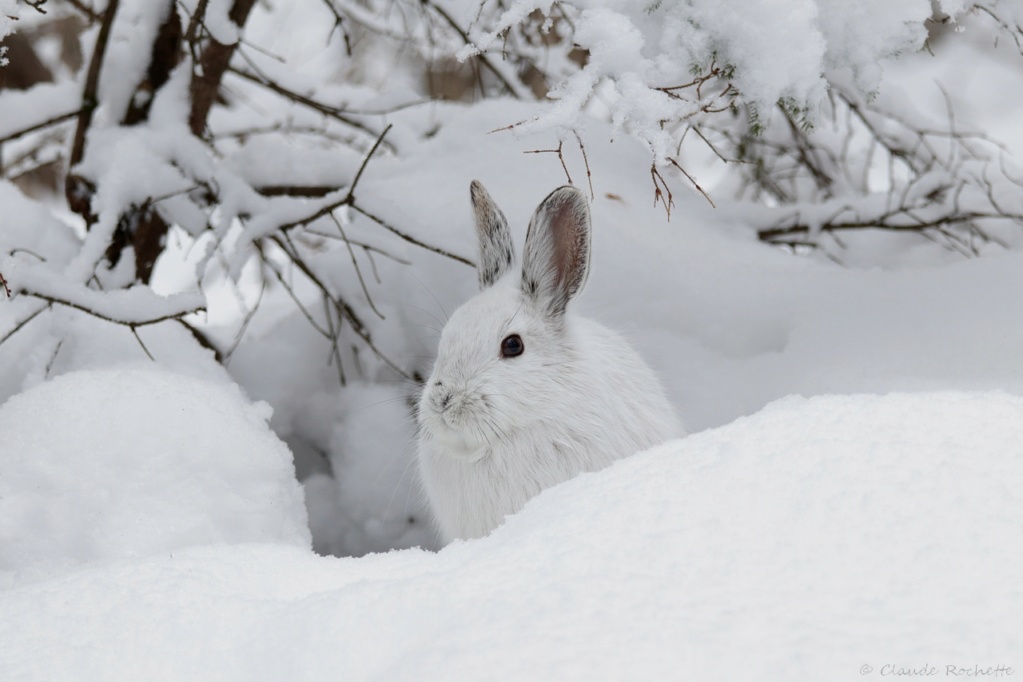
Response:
521,186,591,319
470,180,514,290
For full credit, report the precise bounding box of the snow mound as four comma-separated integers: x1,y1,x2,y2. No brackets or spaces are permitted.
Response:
1,391,1020,680
0,366,310,583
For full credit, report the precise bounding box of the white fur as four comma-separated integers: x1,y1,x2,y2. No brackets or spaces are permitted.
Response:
417,184,683,542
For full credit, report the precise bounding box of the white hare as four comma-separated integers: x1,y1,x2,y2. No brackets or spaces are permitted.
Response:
416,181,683,542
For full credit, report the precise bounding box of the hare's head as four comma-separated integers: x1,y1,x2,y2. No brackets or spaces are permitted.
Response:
417,182,592,457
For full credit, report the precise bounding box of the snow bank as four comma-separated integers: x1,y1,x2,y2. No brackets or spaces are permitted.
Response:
0,366,310,585
1,391,1019,680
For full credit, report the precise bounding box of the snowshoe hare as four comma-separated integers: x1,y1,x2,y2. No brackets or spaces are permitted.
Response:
417,181,683,542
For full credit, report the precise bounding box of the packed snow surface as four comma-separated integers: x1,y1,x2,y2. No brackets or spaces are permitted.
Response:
1,387,1020,680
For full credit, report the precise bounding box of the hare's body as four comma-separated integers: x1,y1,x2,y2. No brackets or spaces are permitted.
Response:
417,183,683,542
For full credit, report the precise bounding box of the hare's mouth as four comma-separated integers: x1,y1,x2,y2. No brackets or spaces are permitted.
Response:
425,414,490,459
420,383,501,454
425,407,491,454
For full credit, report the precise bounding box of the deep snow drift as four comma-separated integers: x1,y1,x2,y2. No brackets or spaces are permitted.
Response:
1,386,1020,681
0,367,310,587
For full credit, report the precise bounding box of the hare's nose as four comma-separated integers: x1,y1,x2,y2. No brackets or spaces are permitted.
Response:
431,383,452,410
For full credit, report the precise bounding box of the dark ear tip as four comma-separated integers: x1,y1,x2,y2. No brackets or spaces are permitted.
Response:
470,180,486,202
545,185,587,205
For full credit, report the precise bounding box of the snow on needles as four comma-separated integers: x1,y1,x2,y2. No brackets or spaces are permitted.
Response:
1,390,1020,680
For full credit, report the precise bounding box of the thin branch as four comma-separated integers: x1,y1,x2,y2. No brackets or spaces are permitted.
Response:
68,0,118,170
220,276,265,362
758,210,1023,243
667,157,715,208
574,131,594,200
321,294,346,386
228,61,391,148
650,165,674,219
253,239,332,338
0,109,80,145
130,326,156,361
269,233,415,381
319,0,353,56
0,305,48,347
185,0,211,43
255,185,341,197
66,0,102,22
14,289,204,327
303,229,412,265
525,141,572,185
419,0,525,98
330,212,385,319
348,123,392,195
351,204,474,266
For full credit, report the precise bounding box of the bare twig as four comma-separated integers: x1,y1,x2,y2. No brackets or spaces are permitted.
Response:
348,123,392,194
650,165,674,219
185,0,211,43
525,141,572,185
303,229,412,265
0,305,48,347
255,185,341,197
573,131,594,200
322,294,347,385
130,326,156,361
667,157,715,208
419,0,525,98
351,204,474,266
269,233,415,381
318,0,353,56
13,289,204,327
228,61,391,148
253,239,333,338
65,0,102,22
0,109,80,145
330,212,385,319
220,277,265,362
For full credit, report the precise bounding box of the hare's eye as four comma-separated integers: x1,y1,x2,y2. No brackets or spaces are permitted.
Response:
500,334,524,359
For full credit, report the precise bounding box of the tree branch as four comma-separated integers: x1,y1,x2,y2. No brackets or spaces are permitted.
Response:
189,0,258,137
0,109,80,145
227,63,391,147
13,288,205,327
65,0,120,219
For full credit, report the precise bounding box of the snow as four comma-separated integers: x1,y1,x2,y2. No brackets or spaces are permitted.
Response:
3,0,1023,676
0,82,79,139
0,366,310,587
1,262,205,325
459,0,949,160
95,0,174,125
0,0,17,62
1,391,1020,680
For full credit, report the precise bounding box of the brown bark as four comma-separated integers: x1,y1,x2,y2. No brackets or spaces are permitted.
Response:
69,0,256,284
65,0,120,222
188,0,258,137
